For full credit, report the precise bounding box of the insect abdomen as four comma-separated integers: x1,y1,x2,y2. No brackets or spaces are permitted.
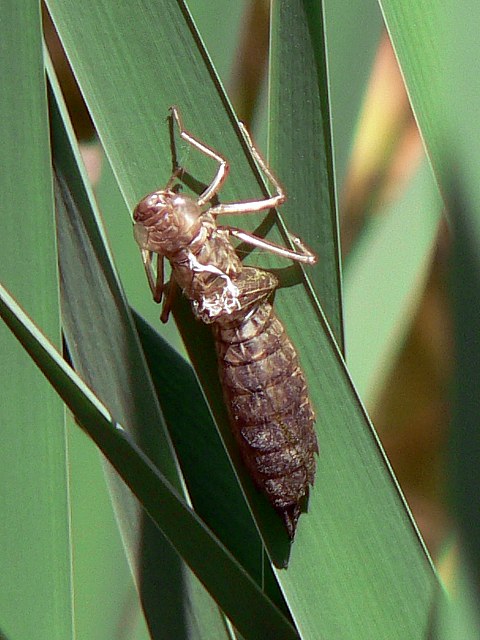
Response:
214,302,318,538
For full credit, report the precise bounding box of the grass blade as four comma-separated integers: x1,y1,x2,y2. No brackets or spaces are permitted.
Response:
0,4,73,639
0,282,298,640
265,3,439,637
132,309,286,611
344,157,442,405
377,0,480,623
448,178,480,602
324,0,383,189
44,0,439,636
46,0,303,580
269,0,343,348
376,0,446,184
48,64,232,637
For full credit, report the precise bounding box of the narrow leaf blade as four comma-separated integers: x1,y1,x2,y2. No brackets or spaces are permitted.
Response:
0,282,298,640
0,5,72,639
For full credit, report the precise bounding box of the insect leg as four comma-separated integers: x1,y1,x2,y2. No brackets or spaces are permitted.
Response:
165,166,183,191
140,249,165,303
238,121,285,202
218,225,317,265
153,254,166,303
209,121,285,216
170,106,229,206
160,279,178,323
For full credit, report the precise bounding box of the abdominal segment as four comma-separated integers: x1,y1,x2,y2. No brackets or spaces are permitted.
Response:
214,302,318,538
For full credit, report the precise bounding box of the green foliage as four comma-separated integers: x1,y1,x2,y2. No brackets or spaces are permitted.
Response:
3,0,478,638
0,4,72,640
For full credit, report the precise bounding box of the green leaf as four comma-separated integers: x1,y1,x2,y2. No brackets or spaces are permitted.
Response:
46,0,304,579
187,0,248,84
0,282,298,640
269,0,343,349
47,58,153,640
376,0,446,184
448,178,480,603
377,0,480,622
424,50,480,602
67,420,152,640
45,0,266,210
44,0,439,636
48,65,231,637
344,157,442,405
435,559,480,639
324,0,383,189
0,4,73,639
132,310,286,611
266,3,438,637
443,1,480,242
0,627,12,640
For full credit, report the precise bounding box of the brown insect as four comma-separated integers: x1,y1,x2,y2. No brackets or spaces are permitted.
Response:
133,107,318,538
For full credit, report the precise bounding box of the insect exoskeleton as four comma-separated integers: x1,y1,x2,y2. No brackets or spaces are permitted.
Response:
133,106,319,538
